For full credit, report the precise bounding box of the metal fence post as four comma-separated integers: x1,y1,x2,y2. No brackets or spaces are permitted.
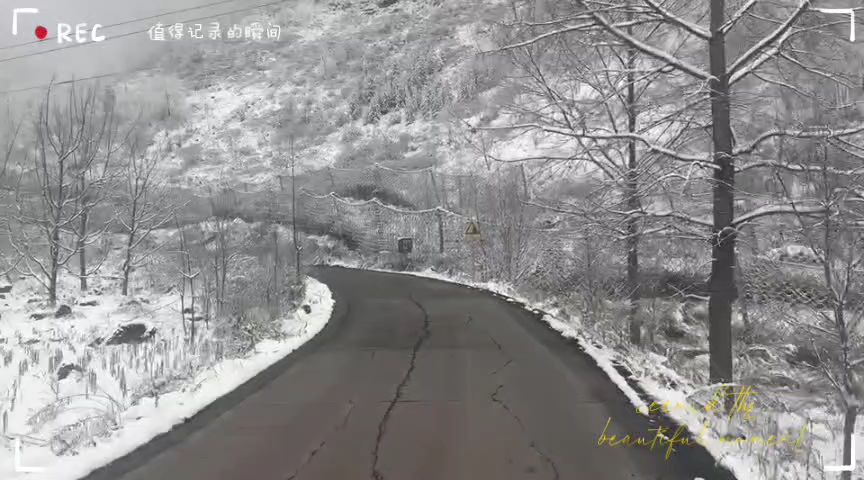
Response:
374,202,384,253
437,208,445,253
470,174,480,221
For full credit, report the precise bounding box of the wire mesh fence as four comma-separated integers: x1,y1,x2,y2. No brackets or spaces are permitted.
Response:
290,163,864,319
311,164,484,215
175,160,864,342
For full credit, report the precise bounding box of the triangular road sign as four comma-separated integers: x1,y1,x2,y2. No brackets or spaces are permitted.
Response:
465,220,481,236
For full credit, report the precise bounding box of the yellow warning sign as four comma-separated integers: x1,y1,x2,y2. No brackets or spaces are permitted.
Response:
465,220,481,236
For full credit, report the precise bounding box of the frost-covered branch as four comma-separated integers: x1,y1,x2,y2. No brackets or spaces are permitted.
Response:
727,0,812,83
734,124,864,156
733,204,827,226
609,208,712,228
720,0,756,34
478,123,713,166
737,160,864,175
575,0,711,80
642,0,710,40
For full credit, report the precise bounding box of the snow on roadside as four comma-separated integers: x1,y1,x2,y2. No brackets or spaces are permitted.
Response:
324,260,845,479
0,277,334,480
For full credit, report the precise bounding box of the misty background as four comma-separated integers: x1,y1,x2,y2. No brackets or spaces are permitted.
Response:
0,0,279,116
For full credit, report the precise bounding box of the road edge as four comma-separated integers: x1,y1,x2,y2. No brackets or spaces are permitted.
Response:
77,274,344,480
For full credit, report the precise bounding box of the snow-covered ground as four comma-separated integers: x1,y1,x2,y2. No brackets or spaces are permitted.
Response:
325,260,859,480
0,275,334,480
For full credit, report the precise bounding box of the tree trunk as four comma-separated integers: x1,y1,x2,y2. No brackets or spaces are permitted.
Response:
273,228,280,311
122,200,138,296
292,153,301,280
78,209,88,291
45,149,66,307
735,233,752,343
626,9,642,346
437,210,445,253
189,275,196,349
219,246,228,313
708,0,736,410
841,404,858,480
179,288,187,336
49,227,60,306
213,255,221,315
626,194,641,344
48,263,58,307
121,231,135,296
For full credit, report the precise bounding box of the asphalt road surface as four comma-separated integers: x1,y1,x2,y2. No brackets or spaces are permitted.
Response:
83,266,739,480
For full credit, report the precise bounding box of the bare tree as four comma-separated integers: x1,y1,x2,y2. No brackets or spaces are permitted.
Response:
118,133,175,296
487,0,700,345
204,182,244,316
776,140,864,480
69,85,126,292
490,0,864,402
273,101,306,282
6,84,119,305
173,214,199,345
285,136,302,282
466,159,538,286
0,111,25,276
262,186,282,313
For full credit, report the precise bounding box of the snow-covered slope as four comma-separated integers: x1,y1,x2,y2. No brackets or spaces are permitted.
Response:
0,275,333,480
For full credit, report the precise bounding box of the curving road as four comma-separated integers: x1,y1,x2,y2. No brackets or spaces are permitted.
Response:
82,266,738,480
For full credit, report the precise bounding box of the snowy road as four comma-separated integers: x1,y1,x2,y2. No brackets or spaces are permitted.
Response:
80,266,737,480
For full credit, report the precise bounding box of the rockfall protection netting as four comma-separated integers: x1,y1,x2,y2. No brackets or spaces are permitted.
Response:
201,163,864,316
298,191,583,291
294,164,864,312
319,164,482,214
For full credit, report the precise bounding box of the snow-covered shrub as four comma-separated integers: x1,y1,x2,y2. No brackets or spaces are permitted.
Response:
217,257,295,354
49,413,115,456
340,125,363,143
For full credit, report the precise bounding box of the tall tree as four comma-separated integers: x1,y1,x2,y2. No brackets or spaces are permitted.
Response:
489,0,698,344
776,138,864,480
69,85,125,291
493,0,864,401
118,132,175,296
273,99,310,282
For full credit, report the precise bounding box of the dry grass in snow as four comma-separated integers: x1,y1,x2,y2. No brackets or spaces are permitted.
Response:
0,272,333,480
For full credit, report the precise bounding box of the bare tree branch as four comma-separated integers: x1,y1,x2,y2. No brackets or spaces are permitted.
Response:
642,0,710,39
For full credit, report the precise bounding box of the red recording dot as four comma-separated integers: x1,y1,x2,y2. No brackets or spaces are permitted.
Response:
35,26,48,40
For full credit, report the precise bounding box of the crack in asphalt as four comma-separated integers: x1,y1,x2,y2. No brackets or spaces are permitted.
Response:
490,385,561,480
475,317,512,376
482,323,557,480
491,357,513,376
285,399,356,480
370,295,431,480
485,330,504,353
472,313,557,478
